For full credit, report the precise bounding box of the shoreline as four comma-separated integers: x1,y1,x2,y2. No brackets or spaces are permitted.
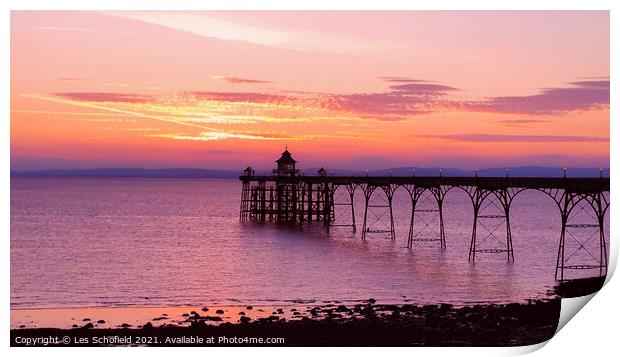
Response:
10,298,552,330
10,277,604,346
11,299,561,347
11,276,604,330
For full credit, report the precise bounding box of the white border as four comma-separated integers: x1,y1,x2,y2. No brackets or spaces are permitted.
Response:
2,1,616,356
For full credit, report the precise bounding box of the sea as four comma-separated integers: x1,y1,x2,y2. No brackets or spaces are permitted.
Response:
10,178,610,310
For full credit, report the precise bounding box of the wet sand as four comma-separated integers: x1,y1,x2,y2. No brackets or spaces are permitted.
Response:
10,277,604,347
11,304,304,330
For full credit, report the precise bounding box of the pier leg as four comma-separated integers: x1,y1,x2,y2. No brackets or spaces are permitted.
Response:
325,186,332,231
467,188,515,262
599,217,608,277
469,207,478,262
389,195,395,241
308,184,313,222
553,191,609,281
299,183,305,226
506,209,514,261
361,190,369,240
408,187,446,250
407,196,417,250
318,186,322,223
555,216,567,280
293,186,297,223
350,187,357,233
330,184,357,232
276,184,282,223
250,188,258,222
268,187,274,222
439,201,446,250
597,192,609,277
360,185,395,240
323,183,332,228
259,182,266,222
239,181,249,221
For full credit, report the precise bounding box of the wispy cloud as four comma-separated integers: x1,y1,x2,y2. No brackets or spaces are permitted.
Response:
388,82,457,95
458,80,609,115
32,25,133,35
179,115,309,124
150,131,362,142
12,109,132,117
497,119,552,127
26,93,218,131
45,77,610,128
54,92,155,103
27,93,361,144
419,134,609,143
188,91,291,104
107,12,401,56
58,77,90,83
109,13,291,48
323,78,456,119
150,132,284,142
212,75,272,84
378,76,421,83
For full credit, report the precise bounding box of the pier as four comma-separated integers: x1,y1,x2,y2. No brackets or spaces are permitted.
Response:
240,149,610,280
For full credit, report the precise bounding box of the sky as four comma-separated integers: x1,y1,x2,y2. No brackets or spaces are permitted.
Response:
10,11,610,171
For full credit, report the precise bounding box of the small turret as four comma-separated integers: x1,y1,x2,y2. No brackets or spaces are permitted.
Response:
243,166,255,176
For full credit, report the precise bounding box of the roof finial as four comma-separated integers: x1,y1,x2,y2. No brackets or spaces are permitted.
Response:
285,144,288,151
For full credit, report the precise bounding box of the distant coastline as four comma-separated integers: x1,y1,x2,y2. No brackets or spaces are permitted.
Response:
10,166,610,179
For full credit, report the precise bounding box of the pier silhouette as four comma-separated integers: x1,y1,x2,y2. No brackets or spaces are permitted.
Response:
240,149,610,281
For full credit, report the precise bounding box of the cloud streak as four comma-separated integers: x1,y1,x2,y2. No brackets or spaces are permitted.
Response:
48,78,609,124
58,77,90,83
323,78,456,119
55,92,155,103
150,131,362,142
187,91,291,104
150,132,281,142
498,119,552,125
212,75,272,84
419,134,608,143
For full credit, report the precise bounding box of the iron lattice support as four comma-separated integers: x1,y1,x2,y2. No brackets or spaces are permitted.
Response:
329,184,357,232
311,182,328,223
466,186,523,262
542,189,609,281
405,185,448,250
361,184,395,240
322,182,333,229
239,170,609,280
239,180,251,221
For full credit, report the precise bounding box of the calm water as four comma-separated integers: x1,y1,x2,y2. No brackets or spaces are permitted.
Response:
10,178,610,309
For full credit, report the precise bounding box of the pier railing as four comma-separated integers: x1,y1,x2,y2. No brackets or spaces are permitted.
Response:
241,175,609,191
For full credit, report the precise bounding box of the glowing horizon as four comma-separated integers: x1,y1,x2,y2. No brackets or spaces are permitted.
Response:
11,11,609,171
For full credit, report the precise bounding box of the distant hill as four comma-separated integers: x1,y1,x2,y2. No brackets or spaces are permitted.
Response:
10,168,241,179
10,166,608,178
307,166,608,178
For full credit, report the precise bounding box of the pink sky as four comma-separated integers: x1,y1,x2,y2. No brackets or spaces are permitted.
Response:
10,11,609,170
